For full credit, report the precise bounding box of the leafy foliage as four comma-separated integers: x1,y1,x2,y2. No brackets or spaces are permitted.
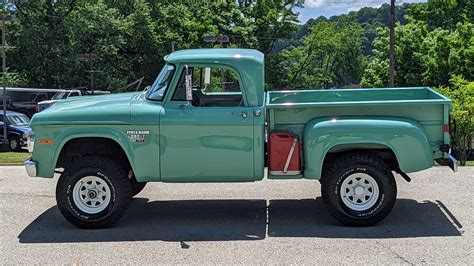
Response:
5,0,303,90
362,1,473,88
436,77,473,165
277,21,364,89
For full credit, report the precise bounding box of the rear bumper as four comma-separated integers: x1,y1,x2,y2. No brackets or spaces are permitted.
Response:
24,158,37,177
435,154,458,172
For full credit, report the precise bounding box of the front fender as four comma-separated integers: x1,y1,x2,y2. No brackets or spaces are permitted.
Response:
33,126,137,179
303,116,433,179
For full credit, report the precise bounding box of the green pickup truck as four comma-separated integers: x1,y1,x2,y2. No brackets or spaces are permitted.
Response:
24,49,457,229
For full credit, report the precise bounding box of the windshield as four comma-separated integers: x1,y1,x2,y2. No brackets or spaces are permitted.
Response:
8,114,30,126
146,64,175,100
52,91,69,100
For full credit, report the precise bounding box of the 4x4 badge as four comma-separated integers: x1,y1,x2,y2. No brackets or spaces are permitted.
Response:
126,130,149,143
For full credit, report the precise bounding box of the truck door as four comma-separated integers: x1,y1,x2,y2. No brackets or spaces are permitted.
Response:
160,65,255,182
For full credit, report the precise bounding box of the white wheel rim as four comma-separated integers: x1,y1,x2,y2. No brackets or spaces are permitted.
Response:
72,176,111,214
10,139,18,149
340,173,380,211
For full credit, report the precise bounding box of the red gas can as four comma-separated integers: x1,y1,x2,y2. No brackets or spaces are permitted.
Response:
268,131,301,175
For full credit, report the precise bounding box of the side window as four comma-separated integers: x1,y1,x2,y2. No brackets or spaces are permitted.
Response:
172,66,244,107
69,92,80,97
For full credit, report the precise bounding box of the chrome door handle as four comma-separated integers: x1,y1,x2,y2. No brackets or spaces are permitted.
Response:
231,112,248,119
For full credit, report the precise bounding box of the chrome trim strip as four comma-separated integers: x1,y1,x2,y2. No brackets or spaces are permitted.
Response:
269,170,301,175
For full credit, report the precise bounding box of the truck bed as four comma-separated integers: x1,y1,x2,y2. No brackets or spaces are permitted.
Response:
266,87,451,152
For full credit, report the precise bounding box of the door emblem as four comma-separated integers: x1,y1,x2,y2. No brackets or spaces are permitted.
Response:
126,130,150,143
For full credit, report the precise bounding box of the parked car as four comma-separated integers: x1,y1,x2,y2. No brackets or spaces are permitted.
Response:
0,111,31,151
25,49,457,229
36,89,111,112
0,87,63,117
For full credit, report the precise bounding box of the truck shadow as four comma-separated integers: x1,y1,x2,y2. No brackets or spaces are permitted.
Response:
18,198,462,243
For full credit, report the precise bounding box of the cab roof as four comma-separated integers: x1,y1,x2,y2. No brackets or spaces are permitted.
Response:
164,48,264,66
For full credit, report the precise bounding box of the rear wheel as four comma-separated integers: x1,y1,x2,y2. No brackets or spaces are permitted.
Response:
56,156,132,229
321,153,397,226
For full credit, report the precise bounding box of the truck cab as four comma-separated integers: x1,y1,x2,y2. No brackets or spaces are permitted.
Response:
145,49,265,182
25,49,457,229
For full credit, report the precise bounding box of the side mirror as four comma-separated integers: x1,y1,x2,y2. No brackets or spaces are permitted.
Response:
185,65,193,102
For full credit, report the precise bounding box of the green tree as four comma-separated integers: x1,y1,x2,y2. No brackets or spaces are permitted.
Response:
150,1,255,51
9,0,163,90
239,0,303,55
362,16,473,87
239,0,303,89
8,0,79,88
66,0,161,89
278,21,364,89
436,76,473,165
407,0,474,30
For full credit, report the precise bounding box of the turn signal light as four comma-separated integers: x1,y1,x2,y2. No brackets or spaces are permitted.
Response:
39,139,54,145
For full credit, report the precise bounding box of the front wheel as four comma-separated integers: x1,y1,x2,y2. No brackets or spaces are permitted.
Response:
321,153,397,226
56,156,132,229
9,136,21,151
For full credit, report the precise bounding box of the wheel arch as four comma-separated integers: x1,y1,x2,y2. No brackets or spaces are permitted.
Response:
53,132,138,180
302,116,434,179
322,144,399,175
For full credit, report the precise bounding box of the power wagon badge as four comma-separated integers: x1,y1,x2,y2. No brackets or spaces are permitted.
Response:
126,130,150,143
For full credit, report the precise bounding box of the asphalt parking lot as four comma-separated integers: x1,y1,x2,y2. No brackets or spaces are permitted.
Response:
0,166,472,264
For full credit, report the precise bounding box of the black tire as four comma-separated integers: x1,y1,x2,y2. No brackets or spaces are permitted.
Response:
9,135,21,151
130,178,146,197
56,156,132,229
321,153,397,226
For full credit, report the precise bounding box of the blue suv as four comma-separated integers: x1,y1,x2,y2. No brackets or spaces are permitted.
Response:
0,111,32,151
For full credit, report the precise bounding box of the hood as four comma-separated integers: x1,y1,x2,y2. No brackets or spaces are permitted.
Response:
9,124,32,134
10,124,31,130
31,92,140,126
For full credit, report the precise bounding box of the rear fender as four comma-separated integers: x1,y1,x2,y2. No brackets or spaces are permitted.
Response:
302,116,433,179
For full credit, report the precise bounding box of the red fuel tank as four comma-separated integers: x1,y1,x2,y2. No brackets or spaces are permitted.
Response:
268,131,301,175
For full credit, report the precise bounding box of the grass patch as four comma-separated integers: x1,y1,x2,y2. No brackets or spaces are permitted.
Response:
0,152,31,164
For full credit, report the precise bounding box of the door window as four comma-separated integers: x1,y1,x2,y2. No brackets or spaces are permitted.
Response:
172,66,244,107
